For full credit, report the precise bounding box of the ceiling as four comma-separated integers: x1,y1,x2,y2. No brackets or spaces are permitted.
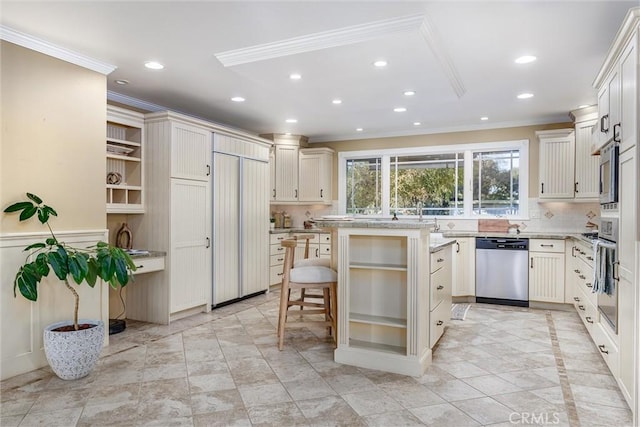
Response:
1,1,637,142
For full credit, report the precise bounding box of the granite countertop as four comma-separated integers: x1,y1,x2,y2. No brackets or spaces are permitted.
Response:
312,219,437,229
430,239,456,252
270,228,328,234
440,231,595,245
125,250,166,258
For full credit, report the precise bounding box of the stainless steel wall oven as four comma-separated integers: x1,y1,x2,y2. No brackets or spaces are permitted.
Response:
595,217,619,333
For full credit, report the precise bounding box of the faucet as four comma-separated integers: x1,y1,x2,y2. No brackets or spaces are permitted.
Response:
417,201,423,222
432,217,440,232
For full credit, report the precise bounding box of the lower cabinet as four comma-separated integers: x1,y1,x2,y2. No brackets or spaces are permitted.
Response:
268,231,331,286
452,238,475,297
430,244,452,348
528,239,565,303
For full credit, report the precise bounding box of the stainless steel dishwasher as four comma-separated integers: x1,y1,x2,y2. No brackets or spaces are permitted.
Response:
476,238,529,307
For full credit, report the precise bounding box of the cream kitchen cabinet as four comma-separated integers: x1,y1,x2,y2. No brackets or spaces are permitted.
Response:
537,124,598,201
570,107,600,200
273,144,299,202
127,111,213,324
452,238,475,297
106,105,145,213
299,147,333,204
528,239,565,303
429,244,452,348
269,231,331,286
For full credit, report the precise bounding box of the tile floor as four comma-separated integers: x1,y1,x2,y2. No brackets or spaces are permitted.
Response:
0,290,634,427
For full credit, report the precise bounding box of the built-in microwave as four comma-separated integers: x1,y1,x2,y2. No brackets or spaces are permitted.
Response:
599,141,619,205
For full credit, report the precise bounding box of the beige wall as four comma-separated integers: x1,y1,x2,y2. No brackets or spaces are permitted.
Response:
313,122,573,197
0,41,106,232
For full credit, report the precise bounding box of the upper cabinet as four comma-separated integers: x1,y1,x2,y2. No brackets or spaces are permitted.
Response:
170,123,212,181
299,147,333,203
537,119,599,202
106,105,145,214
263,134,334,205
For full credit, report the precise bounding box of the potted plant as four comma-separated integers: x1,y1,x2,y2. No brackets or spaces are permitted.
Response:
4,193,136,380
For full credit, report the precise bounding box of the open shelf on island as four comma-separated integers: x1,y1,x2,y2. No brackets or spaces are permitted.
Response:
349,339,406,355
349,262,407,271
350,312,407,328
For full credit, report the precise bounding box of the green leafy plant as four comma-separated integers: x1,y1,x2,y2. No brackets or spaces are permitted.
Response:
4,193,136,331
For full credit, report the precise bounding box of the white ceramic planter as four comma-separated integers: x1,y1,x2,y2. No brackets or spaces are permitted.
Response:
43,319,105,380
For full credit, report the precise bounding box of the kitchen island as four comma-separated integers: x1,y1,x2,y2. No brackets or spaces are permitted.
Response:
313,219,451,376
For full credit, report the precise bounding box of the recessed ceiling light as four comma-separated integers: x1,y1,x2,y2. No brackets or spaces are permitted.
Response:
373,60,387,68
517,93,534,99
413,122,421,126
144,61,164,70
404,91,416,96
231,96,245,102
289,73,302,80
394,107,407,112
332,99,342,105
114,79,129,85
515,55,537,64
285,118,298,123
356,128,363,132
480,116,489,121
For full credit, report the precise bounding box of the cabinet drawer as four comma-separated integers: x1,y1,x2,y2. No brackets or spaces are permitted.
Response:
320,233,331,244
573,243,595,266
292,233,320,244
429,299,449,348
530,239,565,253
270,265,285,286
270,233,289,245
572,265,596,307
270,244,287,256
591,322,619,377
573,291,597,333
430,266,450,309
270,253,286,267
319,244,331,257
132,256,165,275
430,247,451,273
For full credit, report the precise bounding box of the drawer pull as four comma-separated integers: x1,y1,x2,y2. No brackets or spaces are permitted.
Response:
598,344,609,354
540,244,554,247
277,272,283,277
437,258,444,263
136,265,144,269
436,320,444,326
573,297,580,302
574,269,580,274
277,258,284,262
579,275,586,280
277,236,284,240
277,247,284,251
437,285,444,290
586,316,593,324
578,305,585,311
586,256,593,261
586,283,592,288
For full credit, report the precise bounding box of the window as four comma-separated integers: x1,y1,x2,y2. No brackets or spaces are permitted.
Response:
338,140,528,218
473,150,520,216
390,153,464,216
346,157,382,215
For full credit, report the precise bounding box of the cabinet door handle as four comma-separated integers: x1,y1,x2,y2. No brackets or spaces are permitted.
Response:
456,242,460,253
320,189,323,198
574,182,578,193
206,164,211,176
315,248,319,257
613,261,620,281
294,189,298,198
273,189,276,198
541,183,544,194
601,114,609,133
437,285,444,290
586,316,594,324
530,257,534,268
598,344,609,354
436,320,444,326
206,237,210,248
613,123,621,143
572,246,576,257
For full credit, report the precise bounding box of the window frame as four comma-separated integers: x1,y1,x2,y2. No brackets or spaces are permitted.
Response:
337,139,529,219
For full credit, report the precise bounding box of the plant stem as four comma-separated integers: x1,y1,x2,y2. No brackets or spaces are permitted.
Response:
63,279,80,331
46,222,58,244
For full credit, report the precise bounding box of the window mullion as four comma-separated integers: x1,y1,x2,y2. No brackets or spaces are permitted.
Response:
463,151,473,216
381,155,390,217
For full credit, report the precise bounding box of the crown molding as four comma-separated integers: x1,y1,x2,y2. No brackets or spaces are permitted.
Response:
214,14,425,67
418,16,466,99
0,25,116,75
107,91,165,113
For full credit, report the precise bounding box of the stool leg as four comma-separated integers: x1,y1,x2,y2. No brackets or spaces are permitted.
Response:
300,288,306,310
330,282,338,347
277,281,290,351
323,288,331,335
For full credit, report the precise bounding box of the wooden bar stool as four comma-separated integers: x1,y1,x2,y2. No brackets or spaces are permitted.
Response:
292,234,330,308
277,239,337,350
